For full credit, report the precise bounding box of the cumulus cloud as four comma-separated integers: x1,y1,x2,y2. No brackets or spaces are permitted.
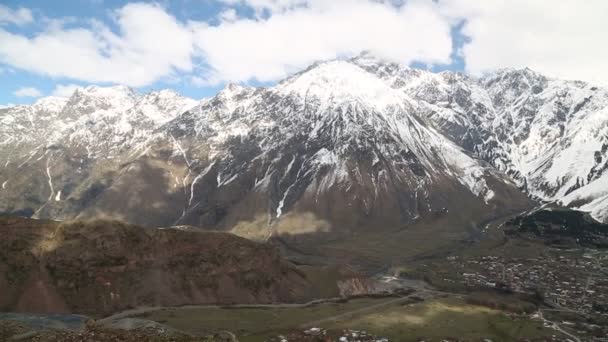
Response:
0,103,15,109
52,84,84,97
218,8,239,22
13,87,42,98
195,0,453,84
218,0,308,15
0,5,33,26
441,0,608,84
1,1,607,89
0,1,453,87
0,3,194,87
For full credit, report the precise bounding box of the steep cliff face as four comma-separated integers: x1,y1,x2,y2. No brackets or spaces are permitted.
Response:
0,216,319,315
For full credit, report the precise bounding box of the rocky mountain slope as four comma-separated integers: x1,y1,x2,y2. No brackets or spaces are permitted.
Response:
1,54,607,240
353,54,608,221
154,60,529,236
0,86,196,222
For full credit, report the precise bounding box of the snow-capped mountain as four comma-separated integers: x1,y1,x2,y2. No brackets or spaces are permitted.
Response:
357,56,608,222
158,60,528,236
0,86,196,157
1,53,607,236
0,96,69,151
0,86,196,219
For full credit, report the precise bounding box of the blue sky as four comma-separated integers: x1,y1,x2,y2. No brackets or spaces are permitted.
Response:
0,0,605,106
0,0,230,104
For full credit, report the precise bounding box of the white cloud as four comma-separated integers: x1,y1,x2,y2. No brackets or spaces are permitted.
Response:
219,8,238,22
218,0,308,15
13,87,42,98
3,0,607,89
0,3,194,87
52,84,83,97
0,103,15,109
441,0,608,84
0,5,33,26
0,1,453,87
195,0,453,84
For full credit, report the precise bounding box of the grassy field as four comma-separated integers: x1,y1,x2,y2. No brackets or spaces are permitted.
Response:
136,297,395,341
332,297,550,341
136,297,555,342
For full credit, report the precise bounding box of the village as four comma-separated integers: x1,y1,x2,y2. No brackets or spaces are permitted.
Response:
447,250,608,314
444,249,608,339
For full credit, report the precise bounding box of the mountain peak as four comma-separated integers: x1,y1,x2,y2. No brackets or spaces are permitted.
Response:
32,96,69,112
65,85,139,116
276,60,407,111
148,88,180,97
79,84,137,97
142,89,194,103
219,82,254,98
483,67,548,85
135,89,197,124
349,51,403,70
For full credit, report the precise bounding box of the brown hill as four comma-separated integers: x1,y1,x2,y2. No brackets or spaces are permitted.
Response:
0,216,325,316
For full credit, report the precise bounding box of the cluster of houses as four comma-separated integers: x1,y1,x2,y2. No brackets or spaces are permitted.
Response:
448,252,608,316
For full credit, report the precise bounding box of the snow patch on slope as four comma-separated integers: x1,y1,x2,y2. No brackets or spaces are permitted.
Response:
560,173,608,222
440,143,496,204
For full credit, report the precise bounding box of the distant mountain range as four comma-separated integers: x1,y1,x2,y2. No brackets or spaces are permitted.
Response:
1,53,607,241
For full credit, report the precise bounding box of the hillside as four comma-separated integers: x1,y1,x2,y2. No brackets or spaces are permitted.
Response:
0,216,335,315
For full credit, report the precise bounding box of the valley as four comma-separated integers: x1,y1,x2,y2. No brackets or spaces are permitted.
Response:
2,54,608,341
0,273,566,342
1,212,607,341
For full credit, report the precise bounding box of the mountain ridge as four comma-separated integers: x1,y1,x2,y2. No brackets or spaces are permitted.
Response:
1,55,607,234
